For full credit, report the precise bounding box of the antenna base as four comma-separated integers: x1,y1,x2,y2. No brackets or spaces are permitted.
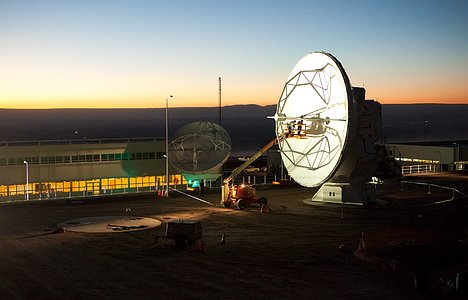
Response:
306,182,376,205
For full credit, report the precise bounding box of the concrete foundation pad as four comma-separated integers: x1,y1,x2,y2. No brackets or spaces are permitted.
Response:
57,216,162,233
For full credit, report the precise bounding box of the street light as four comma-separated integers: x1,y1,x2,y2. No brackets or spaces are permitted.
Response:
453,142,460,170
23,160,29,200
165,95,173,197
434,151,442,172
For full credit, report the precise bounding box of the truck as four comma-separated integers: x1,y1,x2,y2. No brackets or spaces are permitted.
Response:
243,166,260,173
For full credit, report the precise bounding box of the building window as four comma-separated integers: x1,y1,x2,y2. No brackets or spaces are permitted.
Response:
1,151,162,167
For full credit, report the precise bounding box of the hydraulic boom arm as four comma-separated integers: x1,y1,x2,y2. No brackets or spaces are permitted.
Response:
221,135,286,204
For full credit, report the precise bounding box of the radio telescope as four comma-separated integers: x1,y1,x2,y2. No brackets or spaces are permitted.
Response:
274,52,381,205
169,121,231,181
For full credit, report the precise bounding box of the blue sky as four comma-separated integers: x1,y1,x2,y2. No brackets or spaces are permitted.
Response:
0,0,467,108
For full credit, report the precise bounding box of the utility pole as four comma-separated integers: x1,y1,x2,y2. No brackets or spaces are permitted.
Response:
218,77,222,126
165,95,173,197
23,160,29,200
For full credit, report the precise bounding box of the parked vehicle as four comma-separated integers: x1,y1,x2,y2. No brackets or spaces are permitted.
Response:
221,137,283,209
222,184,267,209
243,166,260,173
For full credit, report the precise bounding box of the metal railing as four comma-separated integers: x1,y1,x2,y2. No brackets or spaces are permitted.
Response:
400,180,468,205
401,164,439,175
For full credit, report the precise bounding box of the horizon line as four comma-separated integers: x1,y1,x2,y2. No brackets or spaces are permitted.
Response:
2,102,468,110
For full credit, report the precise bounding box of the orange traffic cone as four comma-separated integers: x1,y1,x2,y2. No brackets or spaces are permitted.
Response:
355,232,367,254
194,238,205,251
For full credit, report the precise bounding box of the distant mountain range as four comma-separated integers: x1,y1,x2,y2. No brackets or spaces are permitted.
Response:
1,104,467,155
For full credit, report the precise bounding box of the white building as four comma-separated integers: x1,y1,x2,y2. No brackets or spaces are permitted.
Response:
386,141,467,174
0,138,185,201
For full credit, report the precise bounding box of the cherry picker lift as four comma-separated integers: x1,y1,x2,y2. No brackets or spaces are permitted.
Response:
220,121,305,209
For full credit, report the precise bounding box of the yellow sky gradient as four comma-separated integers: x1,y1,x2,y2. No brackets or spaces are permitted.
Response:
2,76,467,109
2,54,466,108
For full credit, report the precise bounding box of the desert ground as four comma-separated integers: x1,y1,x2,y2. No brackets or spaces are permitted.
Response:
0,172,467,299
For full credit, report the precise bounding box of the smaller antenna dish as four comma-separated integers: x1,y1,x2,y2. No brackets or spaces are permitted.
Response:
169,121,231,180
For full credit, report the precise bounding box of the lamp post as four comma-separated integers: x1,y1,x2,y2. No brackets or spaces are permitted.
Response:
165,95,173,197
23,160,29,200
434,151,442,172
453,142,460,170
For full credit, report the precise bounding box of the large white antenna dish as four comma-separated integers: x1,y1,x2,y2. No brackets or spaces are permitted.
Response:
275,52,352,187
275,52,382,205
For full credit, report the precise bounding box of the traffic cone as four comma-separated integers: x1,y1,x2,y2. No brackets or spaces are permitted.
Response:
194,238,205,251
219,232,226,244
355,232,367,254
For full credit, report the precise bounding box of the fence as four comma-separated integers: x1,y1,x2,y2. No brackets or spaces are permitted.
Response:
401,164,439,175
400,180,468,205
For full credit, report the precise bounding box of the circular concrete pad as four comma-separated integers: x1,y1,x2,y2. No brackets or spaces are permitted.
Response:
57,216,162,233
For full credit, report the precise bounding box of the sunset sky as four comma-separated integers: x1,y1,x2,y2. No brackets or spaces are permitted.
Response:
1,0,467,108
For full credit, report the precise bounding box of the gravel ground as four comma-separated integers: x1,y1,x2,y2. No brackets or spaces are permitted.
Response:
0,173,467,299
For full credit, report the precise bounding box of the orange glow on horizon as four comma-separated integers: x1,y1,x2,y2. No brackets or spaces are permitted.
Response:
0,94,280,109
377,98,468,105
2,94,468,109
0,78,284,108
1,78,467,108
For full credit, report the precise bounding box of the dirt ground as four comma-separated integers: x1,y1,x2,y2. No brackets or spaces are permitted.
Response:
0,173,467,299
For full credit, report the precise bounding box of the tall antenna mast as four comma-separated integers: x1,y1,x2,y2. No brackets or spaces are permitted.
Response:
218,77,222,126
